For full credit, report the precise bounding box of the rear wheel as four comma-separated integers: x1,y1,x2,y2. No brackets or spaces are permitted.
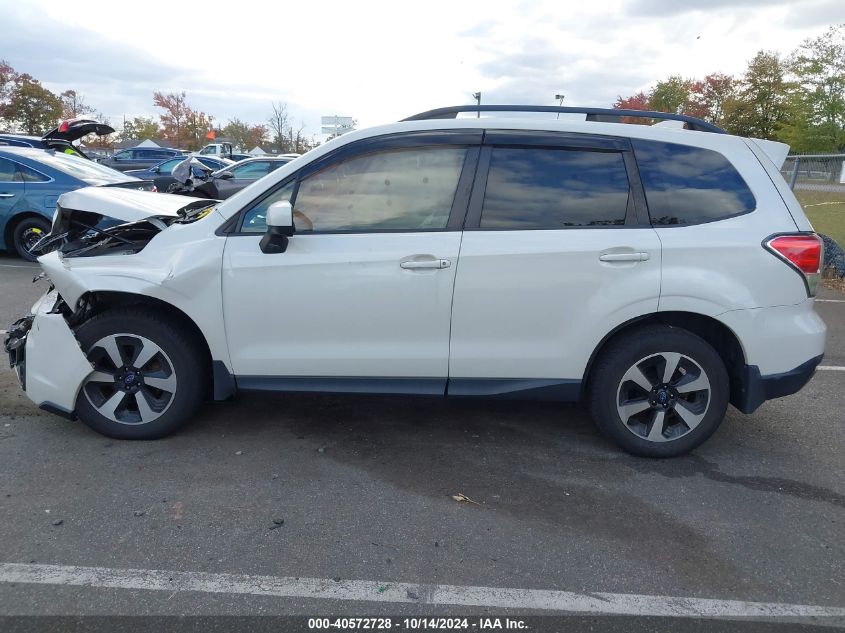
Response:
74,308,204,439
589,325,729,457
12,216,50,261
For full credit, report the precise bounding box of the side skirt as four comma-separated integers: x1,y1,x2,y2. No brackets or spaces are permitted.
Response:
233,375,582,402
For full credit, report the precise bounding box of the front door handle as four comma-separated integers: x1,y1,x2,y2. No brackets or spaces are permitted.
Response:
0,193,14,198
400,259,451,270
599,252,650,262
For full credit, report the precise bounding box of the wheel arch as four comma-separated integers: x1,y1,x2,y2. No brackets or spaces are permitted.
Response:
76,290,234,401
582,311,748,409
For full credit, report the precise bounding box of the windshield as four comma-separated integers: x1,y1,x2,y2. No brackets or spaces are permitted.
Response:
32,151,137,185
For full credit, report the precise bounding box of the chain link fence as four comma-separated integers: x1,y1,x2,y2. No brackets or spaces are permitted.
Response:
781,154,845,192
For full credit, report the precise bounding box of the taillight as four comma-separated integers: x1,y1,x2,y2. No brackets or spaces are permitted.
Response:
764,233,824,296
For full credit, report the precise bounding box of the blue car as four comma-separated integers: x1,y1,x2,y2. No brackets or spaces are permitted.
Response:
0,147,153,260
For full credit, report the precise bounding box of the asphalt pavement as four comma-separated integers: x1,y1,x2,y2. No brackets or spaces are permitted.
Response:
0,253,843,628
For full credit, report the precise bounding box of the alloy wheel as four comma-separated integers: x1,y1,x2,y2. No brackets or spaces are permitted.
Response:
616,352,711,443
82,334,177,425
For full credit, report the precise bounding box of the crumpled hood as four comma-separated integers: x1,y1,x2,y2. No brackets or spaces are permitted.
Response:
58,187,211,222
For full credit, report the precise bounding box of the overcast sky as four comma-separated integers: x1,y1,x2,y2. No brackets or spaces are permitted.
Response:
2,0,843,138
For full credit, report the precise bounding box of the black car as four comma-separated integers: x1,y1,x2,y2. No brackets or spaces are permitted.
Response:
124,156,233,192
200,157,294,199
0,118,115,160
99,147,186,172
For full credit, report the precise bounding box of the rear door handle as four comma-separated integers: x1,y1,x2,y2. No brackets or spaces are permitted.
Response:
400,259,451,270
599,252,650,262
0,193,14,198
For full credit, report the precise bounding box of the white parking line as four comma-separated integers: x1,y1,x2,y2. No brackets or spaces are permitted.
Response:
818,366,845,371
0,563,843,618
817,299,845,303
0,264,38,269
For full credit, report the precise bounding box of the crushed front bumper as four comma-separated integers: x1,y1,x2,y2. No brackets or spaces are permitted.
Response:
4,315,33,389
5,291,93,418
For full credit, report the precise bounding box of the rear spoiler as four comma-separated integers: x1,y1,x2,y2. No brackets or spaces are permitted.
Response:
748,138,790,169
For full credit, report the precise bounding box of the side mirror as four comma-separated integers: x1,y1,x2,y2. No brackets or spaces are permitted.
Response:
151,166,160,173
218,171,234,180
260,200,294,254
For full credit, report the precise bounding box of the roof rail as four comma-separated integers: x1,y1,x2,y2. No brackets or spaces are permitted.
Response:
401,105,726,134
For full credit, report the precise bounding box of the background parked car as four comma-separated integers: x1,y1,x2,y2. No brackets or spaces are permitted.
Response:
99,147,186,172
0,147,153,260
0,118,115,161
124,155,233,192
199,156,296,199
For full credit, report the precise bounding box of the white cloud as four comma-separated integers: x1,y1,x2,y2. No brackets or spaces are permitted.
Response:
1,0,841,136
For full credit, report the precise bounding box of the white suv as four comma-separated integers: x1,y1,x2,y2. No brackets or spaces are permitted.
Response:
4,105,827,457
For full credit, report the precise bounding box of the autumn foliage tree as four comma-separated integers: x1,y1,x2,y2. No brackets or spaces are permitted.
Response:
120,116,161,142
4,73,62,135
722,51,794,140
60,89,95,119
153,91,213,150
688,73,736,124
222,118,268,151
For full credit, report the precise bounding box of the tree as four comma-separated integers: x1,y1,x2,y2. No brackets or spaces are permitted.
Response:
0,60,15,104
613,91,652,124
59,89,95,119
184,109,214,150
221,118,267,151
268,101,291,152
649,75,693,114
120,116,161,142
785,24,845,152
154,91,191,148
722,51,794,140
688,73,736,124
84,113,115,149
4,74,62,135
245,123,268,150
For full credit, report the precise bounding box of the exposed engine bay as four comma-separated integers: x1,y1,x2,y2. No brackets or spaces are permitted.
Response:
32,198,217,258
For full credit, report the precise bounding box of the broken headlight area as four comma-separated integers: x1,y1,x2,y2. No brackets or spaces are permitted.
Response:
30,201,215,258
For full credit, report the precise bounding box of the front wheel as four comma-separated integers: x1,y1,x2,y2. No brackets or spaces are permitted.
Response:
74,308,204,439
589,325,729,457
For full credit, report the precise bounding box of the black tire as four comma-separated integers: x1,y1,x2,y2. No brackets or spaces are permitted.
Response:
589,325,729,458
74,308,204,440
12,216,51,261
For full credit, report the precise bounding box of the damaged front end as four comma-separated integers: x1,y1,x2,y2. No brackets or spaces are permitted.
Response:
6,187,219,418
5,290,93,418
33,198,216,259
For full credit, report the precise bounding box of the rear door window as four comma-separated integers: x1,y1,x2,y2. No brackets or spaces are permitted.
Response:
479,148,630,229
632,139,756,225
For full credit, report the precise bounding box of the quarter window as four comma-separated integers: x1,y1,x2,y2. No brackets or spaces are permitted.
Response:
17,164,49,182
632,139,756,225
479,148,630,229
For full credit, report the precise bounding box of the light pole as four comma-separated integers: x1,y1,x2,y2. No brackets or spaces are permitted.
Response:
472,92,481,118
555,93,565,118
